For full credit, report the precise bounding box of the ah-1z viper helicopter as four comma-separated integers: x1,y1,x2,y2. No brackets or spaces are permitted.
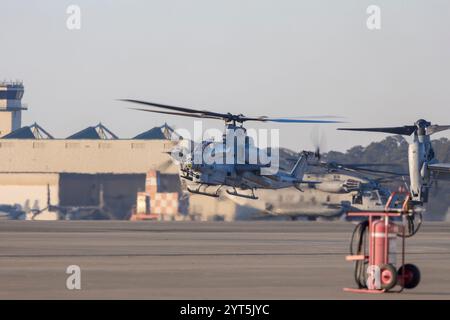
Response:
121,99,341,199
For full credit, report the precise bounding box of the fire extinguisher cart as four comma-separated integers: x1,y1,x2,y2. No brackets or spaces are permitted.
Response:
344,192,421,294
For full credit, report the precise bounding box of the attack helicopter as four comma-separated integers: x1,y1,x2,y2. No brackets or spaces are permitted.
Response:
338,119,450,204
121,99,341,199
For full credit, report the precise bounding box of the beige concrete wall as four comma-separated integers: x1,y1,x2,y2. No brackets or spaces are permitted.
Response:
0,173,59,211
0,139,179,174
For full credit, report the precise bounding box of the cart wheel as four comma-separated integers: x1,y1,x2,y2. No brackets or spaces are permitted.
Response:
398,264,421,289
379,264,397,290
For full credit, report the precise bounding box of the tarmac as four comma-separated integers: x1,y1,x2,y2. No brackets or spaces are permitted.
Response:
0,220,450,299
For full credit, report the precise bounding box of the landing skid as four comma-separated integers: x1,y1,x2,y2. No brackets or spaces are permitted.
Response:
226,188,258,200
187,185,222,198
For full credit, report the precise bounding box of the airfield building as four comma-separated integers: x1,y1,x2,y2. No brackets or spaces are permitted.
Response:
0,83,243,220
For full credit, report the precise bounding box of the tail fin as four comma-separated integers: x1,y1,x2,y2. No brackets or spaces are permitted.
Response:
290,152,308,180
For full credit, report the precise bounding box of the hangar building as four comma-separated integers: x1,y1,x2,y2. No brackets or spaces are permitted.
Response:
0,82,188,219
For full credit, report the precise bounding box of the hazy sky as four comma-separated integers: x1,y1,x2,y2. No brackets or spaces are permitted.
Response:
1,1,449,151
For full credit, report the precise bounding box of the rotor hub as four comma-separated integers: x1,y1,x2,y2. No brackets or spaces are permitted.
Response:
415,119,431,129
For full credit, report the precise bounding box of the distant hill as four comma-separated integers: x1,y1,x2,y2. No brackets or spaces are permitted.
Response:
277,136,450,220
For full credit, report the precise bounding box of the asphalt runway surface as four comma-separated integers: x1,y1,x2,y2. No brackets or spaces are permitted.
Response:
0,220,449,299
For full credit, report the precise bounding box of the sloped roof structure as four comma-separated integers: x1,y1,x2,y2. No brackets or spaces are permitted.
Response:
133,123,182,140
1,123,54,139
67,123,118,140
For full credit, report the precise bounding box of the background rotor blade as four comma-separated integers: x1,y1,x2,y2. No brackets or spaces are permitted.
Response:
342,163,403,168
121,99,228,118
375,175,408,183
128,107,223,120
337,126,417,135
309,126,327,160
347,166,408,176
427,125,450,135
311,160,408,176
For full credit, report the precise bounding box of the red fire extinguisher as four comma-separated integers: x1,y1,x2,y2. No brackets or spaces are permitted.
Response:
372,219,398,266
367,218,399,290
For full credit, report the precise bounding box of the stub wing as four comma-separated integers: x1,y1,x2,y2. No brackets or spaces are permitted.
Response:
428,163,450,181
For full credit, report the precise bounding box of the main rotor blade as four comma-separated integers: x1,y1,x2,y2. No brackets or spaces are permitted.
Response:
128,107,223,120
277,115,345,119
255,118,343,124
337,126,417,136
427,125,450,135
121,99,343,124
120,99,228,118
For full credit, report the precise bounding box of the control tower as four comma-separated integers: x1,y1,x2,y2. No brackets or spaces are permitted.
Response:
0,81,27,137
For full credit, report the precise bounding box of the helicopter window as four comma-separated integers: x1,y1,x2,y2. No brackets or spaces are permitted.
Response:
370,191,379,201
352,194,363,205
378,189,389,203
